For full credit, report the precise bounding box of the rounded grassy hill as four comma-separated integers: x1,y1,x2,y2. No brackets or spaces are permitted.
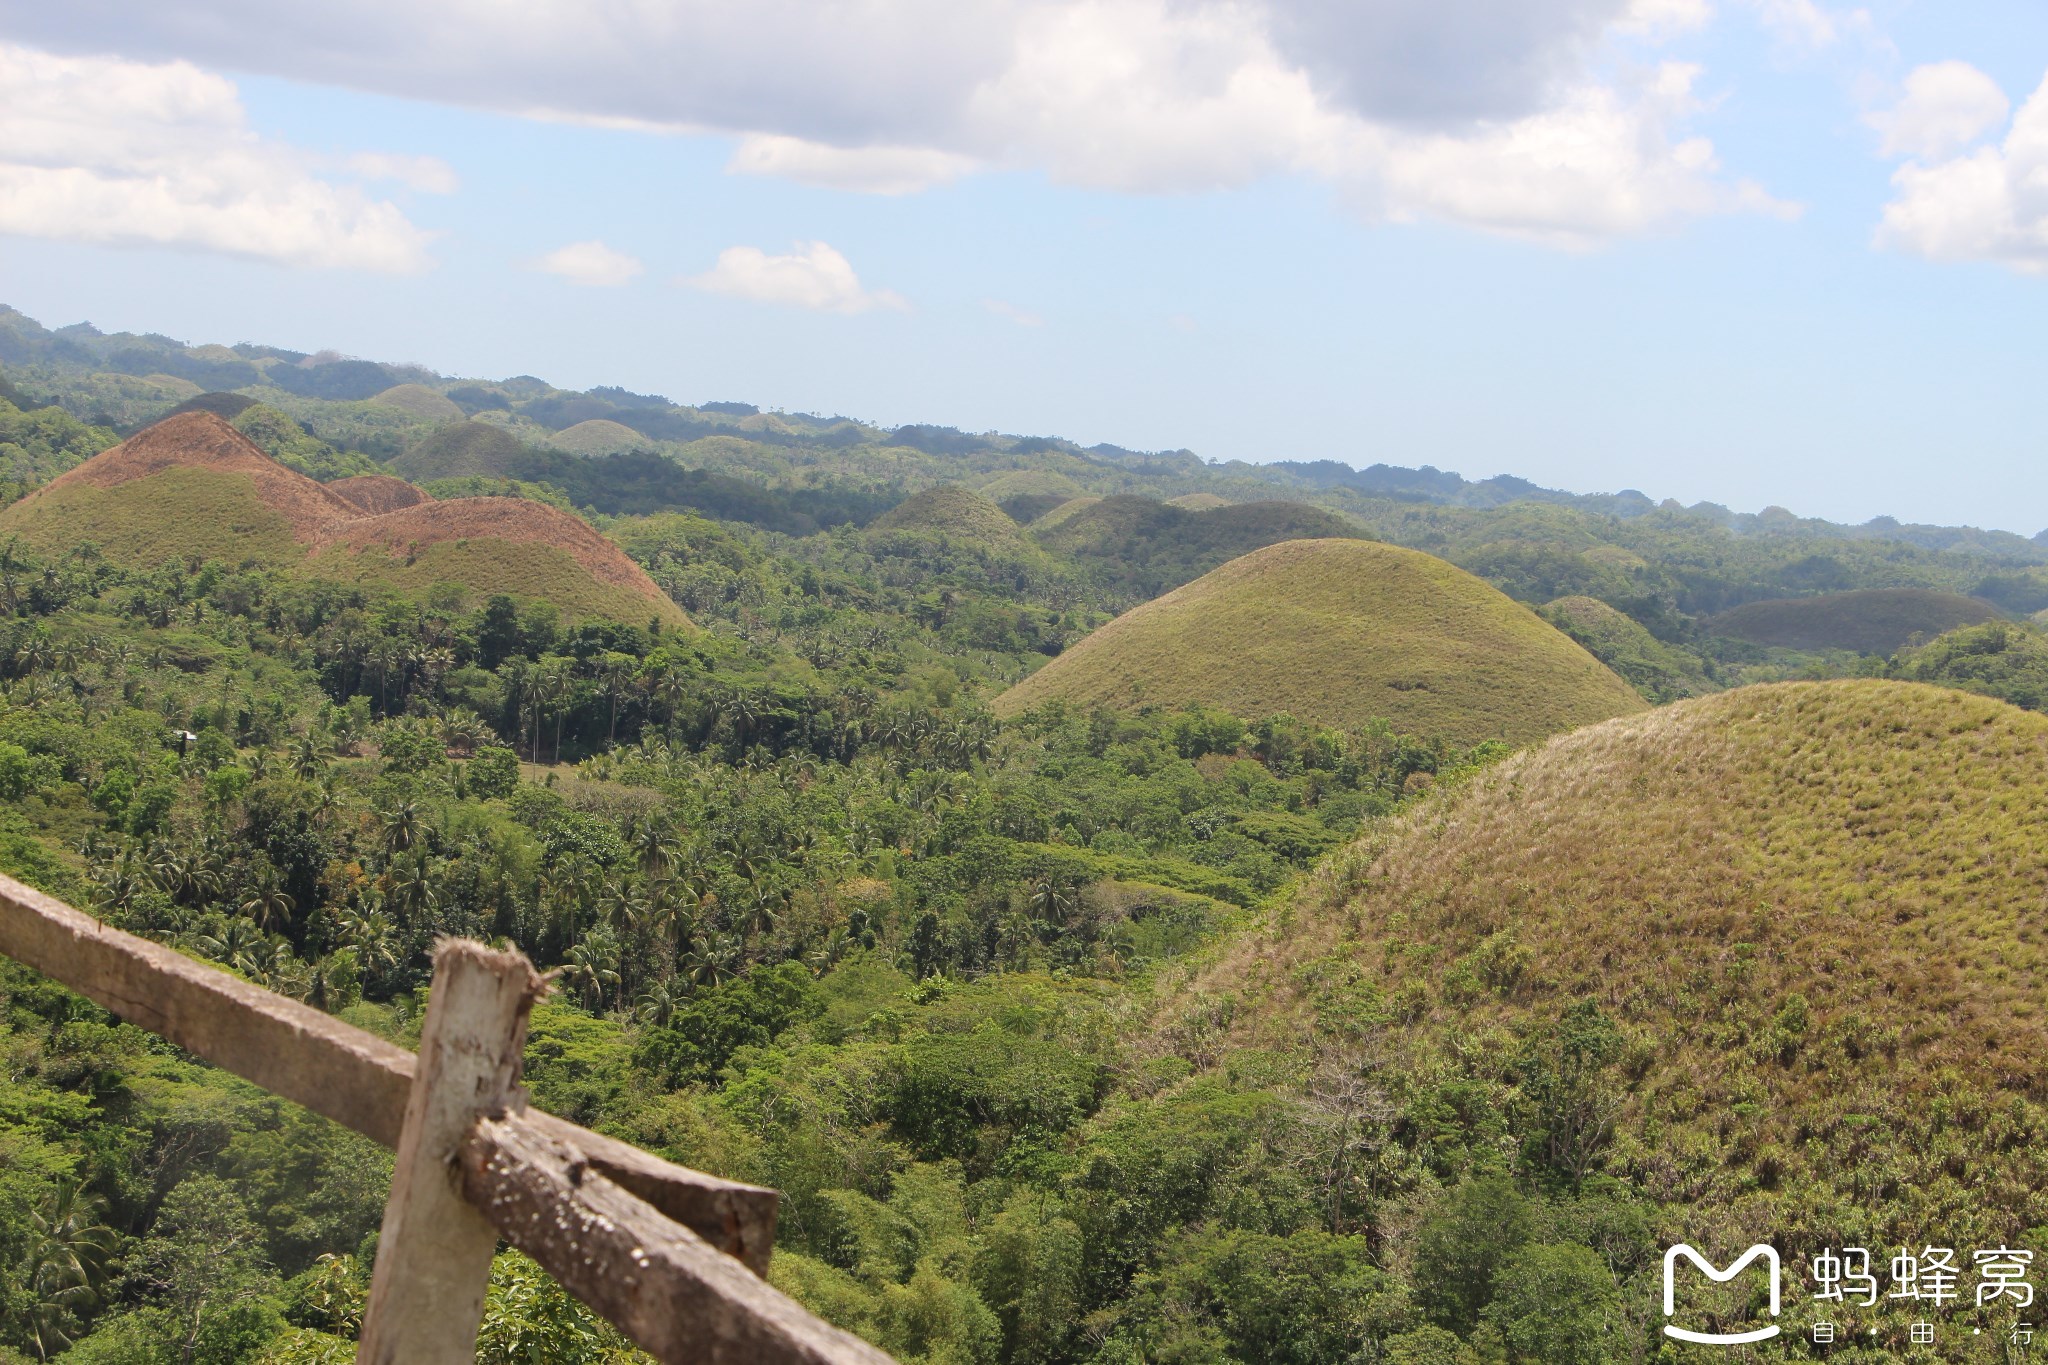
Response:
869,485,1026,547
1218,679,2048,1249
388,420,531,479
550,418,646,456
994,539,1647,744
1707,587,1999,654
371,383,463,421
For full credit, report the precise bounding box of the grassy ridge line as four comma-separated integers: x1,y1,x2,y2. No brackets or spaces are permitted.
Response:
996,539,1647,746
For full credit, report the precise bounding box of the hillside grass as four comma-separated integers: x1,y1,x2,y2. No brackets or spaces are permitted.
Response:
1539,594,1717,702
388,420,531,479
870,484,1025,546
0,467,303,565
1204,679,2048,1252
305,537,687,627
995,539,1646,745
1707,587,1999,654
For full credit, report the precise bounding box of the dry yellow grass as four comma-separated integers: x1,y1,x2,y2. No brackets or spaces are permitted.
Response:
995,539,1647,745
1199,679,2048,1244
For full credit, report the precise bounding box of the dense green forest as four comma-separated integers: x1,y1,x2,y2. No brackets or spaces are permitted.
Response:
3,306,2048,1363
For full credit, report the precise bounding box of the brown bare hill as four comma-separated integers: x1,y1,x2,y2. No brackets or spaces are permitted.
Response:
996,539,1647,744
35,410,360,539
328,474,432,515
313,498,684,625
1707,587,1999,654
1210,680,2048,1250
0,410,684,625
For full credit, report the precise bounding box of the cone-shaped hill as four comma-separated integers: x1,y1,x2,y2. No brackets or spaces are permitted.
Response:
387,419,530,479
869,485,1027,548
1207,680,2048,1245
0,411,685,626
1707,587,1999,654
994,539,1646,744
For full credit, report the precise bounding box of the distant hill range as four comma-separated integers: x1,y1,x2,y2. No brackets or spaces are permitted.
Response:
1705,587,2000,655
5,303,2041,561
0,411,685,626
995,539,1648,745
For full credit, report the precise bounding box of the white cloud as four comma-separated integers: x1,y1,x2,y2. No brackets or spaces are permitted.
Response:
532,239,643,287
1875,69,2048,274
728,136,977,195
983,298,1044,326
1747,0,1867,49
347,151,459,194
1616,0,1714,40
1357,63,1799,245
1867,61,2010,161
0,42,433,272
0,1,1787,246
683,242,908,313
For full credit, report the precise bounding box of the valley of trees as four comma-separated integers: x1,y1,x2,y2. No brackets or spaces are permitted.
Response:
2,309,2046,1362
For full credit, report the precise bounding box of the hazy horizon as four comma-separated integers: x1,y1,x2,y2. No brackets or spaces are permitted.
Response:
4,2,2048,531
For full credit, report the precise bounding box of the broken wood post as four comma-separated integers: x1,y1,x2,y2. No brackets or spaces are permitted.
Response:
463,1113,897,1365
358,940,546,1364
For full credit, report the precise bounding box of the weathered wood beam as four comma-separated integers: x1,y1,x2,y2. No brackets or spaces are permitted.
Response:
462,1112,895,1365
0,871,414,1142
0,873,778,1270
360,941,545,1363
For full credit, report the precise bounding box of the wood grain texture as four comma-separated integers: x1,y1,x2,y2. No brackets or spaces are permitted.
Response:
360,942,545,1363
0,874,779,1268
462,1113,895,1365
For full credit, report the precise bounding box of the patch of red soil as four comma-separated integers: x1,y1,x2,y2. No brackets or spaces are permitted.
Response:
314,497,670,602
327,474,432,515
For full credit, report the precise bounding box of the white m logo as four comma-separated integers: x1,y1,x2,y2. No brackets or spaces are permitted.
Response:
1662,1244,1782,1345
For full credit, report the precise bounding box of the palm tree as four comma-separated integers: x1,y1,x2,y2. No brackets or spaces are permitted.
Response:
289,734,328,781
741,881,783,943
634,980,683,1028
631,820,681,880
561,927,622,1011
196,918,268,977
335,905,401,979
594,653,637,744
681,934,741,990
379,800,426,857
387,858,438,924
238,869,296,933
23,1181,117,1362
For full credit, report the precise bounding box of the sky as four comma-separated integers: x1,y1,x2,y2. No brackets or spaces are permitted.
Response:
1,2,2046,532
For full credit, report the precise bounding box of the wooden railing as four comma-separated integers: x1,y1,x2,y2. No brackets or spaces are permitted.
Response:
0,872,894,1364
